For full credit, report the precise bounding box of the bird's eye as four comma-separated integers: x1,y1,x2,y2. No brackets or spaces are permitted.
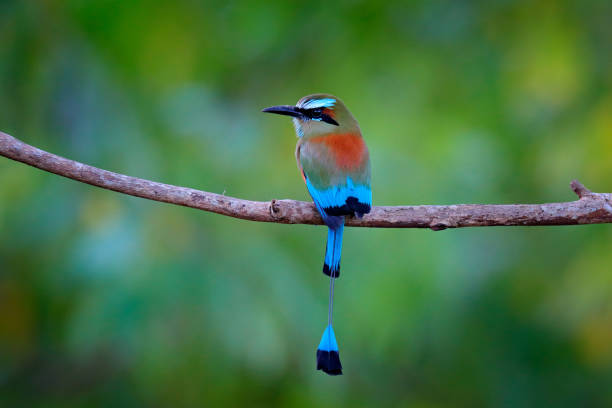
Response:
310,108,323,118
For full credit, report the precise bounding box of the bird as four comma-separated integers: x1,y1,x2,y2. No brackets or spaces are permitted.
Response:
263,94,372,375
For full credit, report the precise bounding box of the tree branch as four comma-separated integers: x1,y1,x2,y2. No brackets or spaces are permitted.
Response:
1,130,612,229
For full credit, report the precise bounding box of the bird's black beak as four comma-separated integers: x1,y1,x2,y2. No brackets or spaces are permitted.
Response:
262,105,303,119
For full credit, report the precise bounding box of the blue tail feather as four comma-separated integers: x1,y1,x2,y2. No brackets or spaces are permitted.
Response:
317,324,339,351
323,224,344,278
316,324,342,375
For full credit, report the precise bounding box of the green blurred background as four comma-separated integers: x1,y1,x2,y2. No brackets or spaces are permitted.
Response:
1,0,612,406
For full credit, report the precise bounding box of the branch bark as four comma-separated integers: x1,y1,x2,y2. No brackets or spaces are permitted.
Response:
1,131,612,229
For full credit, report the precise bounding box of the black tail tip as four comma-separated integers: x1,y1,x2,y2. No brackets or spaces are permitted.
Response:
323,263,340,278
316,350,343,376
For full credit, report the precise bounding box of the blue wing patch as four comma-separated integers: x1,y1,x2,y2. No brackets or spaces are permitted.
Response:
305,176,371,221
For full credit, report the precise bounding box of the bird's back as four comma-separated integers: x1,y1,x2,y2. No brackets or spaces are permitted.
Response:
297,131,371,219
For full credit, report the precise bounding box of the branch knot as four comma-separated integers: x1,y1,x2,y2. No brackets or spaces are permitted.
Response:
269,199,281,219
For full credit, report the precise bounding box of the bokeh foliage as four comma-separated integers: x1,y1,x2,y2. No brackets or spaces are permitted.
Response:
1,0,612,406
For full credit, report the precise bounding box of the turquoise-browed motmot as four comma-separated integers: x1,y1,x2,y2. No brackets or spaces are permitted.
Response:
263,94,372,375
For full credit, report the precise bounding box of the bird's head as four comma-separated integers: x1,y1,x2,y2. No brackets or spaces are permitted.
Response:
262,94,360,138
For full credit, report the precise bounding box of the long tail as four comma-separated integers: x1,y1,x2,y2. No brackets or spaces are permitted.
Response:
317,222,344,376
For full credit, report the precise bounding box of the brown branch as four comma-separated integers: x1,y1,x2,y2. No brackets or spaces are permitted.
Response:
1,130,612,229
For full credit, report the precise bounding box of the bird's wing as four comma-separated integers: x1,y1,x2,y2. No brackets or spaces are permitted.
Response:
297,135,371,223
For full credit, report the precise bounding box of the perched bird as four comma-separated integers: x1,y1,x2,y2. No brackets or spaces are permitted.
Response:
263,94,372,375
